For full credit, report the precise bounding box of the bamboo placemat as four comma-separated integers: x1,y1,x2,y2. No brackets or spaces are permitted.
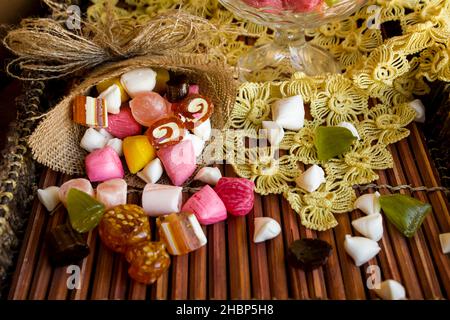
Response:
6,120,450,300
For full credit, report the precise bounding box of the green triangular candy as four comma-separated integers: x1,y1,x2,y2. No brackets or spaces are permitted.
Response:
379,194,431,238
314,126,356,161
67,188,105,233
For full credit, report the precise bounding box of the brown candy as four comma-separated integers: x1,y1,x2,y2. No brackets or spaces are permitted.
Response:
125,241,171,284
145,116,186,148
98,204,150,253
173,94,214,129
47,224,90,267
73,96,108,128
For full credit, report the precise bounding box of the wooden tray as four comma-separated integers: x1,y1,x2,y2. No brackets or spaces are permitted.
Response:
7,122,450,300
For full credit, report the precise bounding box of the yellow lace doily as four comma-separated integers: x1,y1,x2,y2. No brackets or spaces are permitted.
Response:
87,0,450,231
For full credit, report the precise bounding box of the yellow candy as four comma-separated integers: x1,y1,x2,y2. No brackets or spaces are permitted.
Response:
96,77,129,103
123,135,156,174
153,68,170,94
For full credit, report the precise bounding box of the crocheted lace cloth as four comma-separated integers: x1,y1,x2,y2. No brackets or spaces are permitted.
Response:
87,0,450,230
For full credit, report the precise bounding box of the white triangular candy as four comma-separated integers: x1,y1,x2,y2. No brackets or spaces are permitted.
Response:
354,192,381,215
98,84,122,114
344,235,381,267
373,280,406,300
262,121,285,146
194,167,222,186
295,165,326,193
337,121,360,140
439,233,450,254
271,95,305,130
351,214,383,241
137,158,164,184
254,217,281,243
193,119,211,141
408,99,425,123
80,128,107,152
106,138,123,156
120,68,157,98
37,186,61,212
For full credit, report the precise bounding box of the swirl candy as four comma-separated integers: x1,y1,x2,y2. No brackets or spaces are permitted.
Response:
146,116,186,148
174,94,213,129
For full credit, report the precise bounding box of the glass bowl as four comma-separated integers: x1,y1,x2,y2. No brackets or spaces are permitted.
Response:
219,0,368,81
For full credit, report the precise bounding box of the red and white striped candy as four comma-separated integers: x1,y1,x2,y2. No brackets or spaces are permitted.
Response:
214,177,255,216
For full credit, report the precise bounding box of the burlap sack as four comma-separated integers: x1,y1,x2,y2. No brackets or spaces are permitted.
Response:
4,2,237,187
28,55,235,179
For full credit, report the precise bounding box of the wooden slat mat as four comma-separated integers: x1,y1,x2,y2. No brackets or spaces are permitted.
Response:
7,122,450,300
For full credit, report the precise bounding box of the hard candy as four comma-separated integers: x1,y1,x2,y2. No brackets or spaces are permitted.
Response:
59,178,94,207
80,128,108,152
37,186,61,212
146,116,186,149
85,146,124,182
98,84,122,114
125,241,170,284
181,185,227,225
73,96,108,128
130,92,171,127
157,212,207,255
120,68,157,98
287,238,333,270
106,106,142,139
153,68,170,94
67,188,105,233
141,183,183,216
272,95,305,130
137,158,164,184
98,204,150,253
214,177,255,216
96,178,127,209
173,94,213,130
157,139,197,186
193,167,222,185
106,138,123,156
47,224,90,266
123,135,156,174
96,77,129,103
166,74,189,103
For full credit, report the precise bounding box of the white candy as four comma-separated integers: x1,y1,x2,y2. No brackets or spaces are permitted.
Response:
106,138,123,156
80,128,108,152
373,280,406,300
344,234,381,267
142,183,183,216
98,128,114,141
37,186,61,212
337,121,360,140
354,192,381,215
137,158,164,184
98,84,122,114
272,95,305,130
439,233,450,254
408,99,426,123
193,118,212,141
262,121,285,146
253,217,281,243
295,165,326,193
351,213,383,242
183,132,205,158
120,68,157,98
193,167,222,185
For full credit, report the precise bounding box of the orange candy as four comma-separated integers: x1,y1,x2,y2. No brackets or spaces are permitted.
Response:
145,116,186,148
125,241,171,284
98,204,151,253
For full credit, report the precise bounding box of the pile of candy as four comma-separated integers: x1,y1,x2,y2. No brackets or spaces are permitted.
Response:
36,67,285,284
243,0,340,13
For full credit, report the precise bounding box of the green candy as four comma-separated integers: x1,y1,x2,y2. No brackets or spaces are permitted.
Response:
379,194,431,238
67,188,105,233
314,126,356,161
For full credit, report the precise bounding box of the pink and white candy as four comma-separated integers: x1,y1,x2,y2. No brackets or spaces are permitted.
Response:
181,185,227,225
214,177,255,216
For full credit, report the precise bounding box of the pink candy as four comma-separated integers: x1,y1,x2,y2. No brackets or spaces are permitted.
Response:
157,140,197,186
96,178,127,209
106,106,142,139
188,85,199,95
214,177,255,216
282,0,323,12
129,92,171,127
59,178,94,207
85,146,124,182
182,185,227,225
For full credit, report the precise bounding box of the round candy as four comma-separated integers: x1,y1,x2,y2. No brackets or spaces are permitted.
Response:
173,94,214,129
106,106,142,139
287,238,332,270
145,116,186,148
214,177,255,216
129,92,171,127
98,204,151,253
125,241,171,284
